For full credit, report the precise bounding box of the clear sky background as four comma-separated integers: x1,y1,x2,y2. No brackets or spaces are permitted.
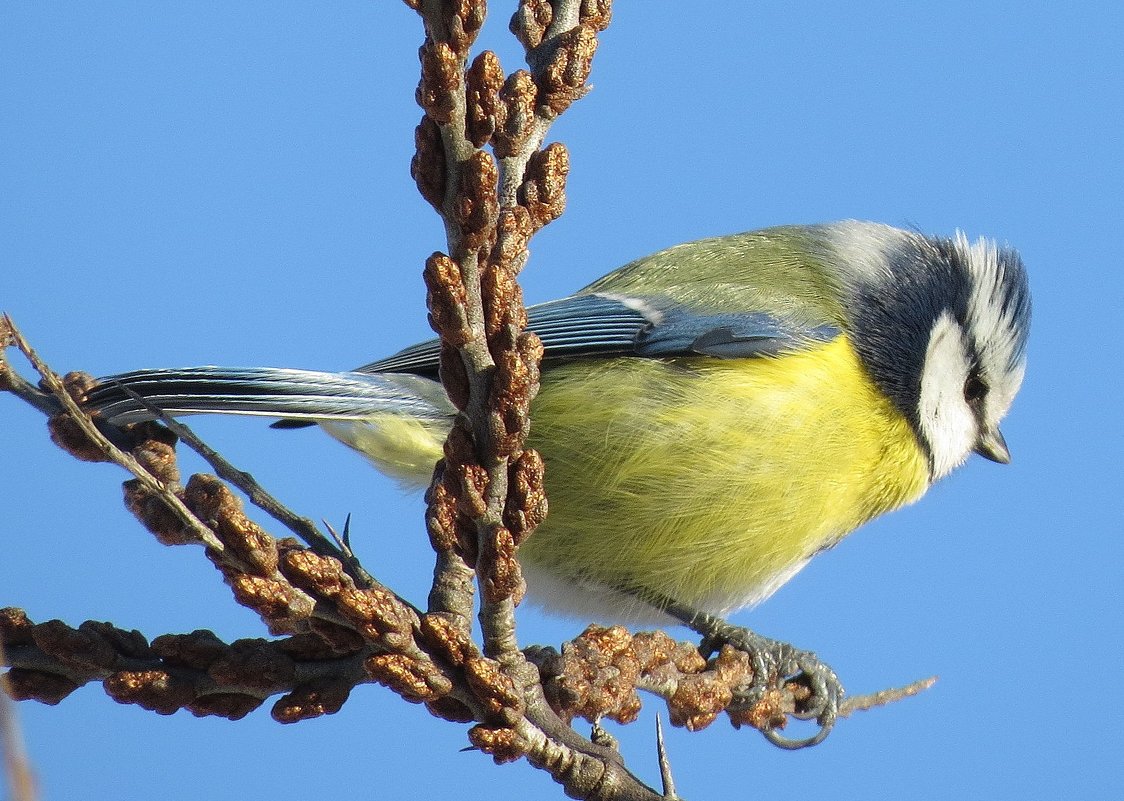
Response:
2,3,1121,800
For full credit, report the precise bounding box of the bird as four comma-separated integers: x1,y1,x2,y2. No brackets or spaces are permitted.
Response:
83,221,1031,626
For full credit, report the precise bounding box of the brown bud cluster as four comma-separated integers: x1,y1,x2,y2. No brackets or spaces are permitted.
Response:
449,48,542,159
33,619,139,673
49,373,181,473
419,612,480,667
511,0,611,52
228,575,316,634
435,478,483,568
488,331,543,457
476,523,524,605
184,474,279,576
510,0,553,51
46,410,105,462
0,611,158,706
208,638,298,692
44,373,105,461
279,548,352,596
437,341,471,410
187,692,264,720
151,629,231,671
464,655,524,723
455,151,500,252
668,645,754,731
449,456,490,519
493,71,537,158
1,609,386,721
519,142,569,230
423,253,472,347
272,678,352,723
61,370,99,404
425,471,469,555
491,207,534,274
104,669,196,715
126,422,181,484
0,607,33,645
504,448,547,544
482,261,527,340
412,116,447,210
468,723,527,764
466,51,504,147
580,0,613,32
445,433,490,519
122,480,194,545
536,625,644,724
419,0,485,58
416,39,462,125
270,555,367,656
534,626,709,726
336,586,417,651
727,686,793,733
536,24,598,118
365,652,453,704
3,668,79,705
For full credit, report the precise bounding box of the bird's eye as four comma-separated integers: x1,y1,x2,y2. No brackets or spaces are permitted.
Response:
963,373,987,406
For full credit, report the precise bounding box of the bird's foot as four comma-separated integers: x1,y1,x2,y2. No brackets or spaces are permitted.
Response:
698,617,842,749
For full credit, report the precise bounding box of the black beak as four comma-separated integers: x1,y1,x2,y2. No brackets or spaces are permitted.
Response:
974,426,1011,464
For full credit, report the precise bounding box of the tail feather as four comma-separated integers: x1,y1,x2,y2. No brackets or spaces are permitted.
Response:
85,366,455,426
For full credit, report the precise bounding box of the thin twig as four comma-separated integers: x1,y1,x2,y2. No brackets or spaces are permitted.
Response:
839,676,939,717
497,0,581,209
654,716,678,801
3,316,226,554
114,383,382,593
0,640,38,801
0,316,60,417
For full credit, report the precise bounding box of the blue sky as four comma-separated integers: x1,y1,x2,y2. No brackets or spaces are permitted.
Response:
2,3,1121,799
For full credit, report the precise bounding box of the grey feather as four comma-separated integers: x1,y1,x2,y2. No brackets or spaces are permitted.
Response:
86,367,453,426
359,292,834,375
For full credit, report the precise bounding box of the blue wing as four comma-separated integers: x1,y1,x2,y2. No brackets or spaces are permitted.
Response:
358,293,838,375
84,295,837,426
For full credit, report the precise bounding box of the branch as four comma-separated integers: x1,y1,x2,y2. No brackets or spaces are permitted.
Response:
1,316,225,554
0,637,37,801
112,381,379,591
407,3,681,799
1,273,935,801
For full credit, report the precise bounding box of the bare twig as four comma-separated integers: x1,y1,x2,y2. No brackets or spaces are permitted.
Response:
3,315,225,554
654,716,678,801
0,318,58,418
114,382,381,593
840,676,939,717
0,639,38,801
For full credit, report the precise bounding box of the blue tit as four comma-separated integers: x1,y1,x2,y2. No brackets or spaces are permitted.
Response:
85,221,1031,624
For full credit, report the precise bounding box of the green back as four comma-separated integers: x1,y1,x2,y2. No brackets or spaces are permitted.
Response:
578,226,847,328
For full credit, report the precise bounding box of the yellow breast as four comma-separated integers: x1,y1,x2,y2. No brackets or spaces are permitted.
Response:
520,335,931,618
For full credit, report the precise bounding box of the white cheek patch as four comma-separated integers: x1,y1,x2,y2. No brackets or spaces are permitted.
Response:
983,360,1025,429
919,312,978,479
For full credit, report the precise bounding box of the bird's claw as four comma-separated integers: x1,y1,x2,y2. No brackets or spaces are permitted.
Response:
702,621,842,749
